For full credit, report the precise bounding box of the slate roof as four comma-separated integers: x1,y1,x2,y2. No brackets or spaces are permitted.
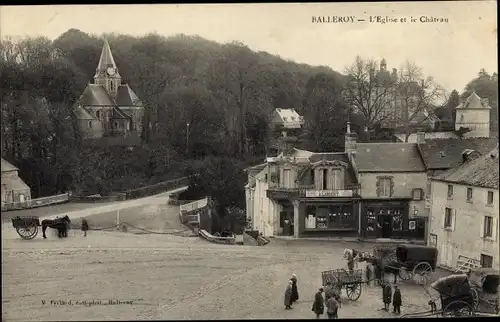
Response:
73,106,96,120
1,158,18,172
309,153,350,164
395,132,459,143
115,84,143,107
455,92,490,110
111,107,129,119
433,147,499,189
418,138,498,170
355,143,426,172
79,84,115,106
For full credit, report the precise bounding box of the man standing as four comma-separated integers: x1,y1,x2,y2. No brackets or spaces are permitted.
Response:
326,294,339,319
312,286,325,319
382,282,392,311
393,285,402,314
291,274,299,304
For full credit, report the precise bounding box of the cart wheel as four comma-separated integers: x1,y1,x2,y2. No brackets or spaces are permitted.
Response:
412,262,433,285
443,300,474,317
470,288,479,310
346,284,362,301
16,225,38,240
398,267,412,281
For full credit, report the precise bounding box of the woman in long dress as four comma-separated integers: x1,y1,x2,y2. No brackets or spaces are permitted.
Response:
291,274,299,304
284,280,293,309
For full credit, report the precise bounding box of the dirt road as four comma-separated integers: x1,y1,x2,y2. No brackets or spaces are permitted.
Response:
2,225,440,321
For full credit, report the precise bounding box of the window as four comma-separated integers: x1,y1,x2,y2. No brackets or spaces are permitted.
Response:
264,174,268,182
96,110,101,118
480,254,493,268
447,185,454,198
460,114,464,122
282,169,292,188
444,208,453,228
487,191,494,205
114,121,118,128
305,204,354,230
376,177,393,197
466,187,473,202
331,169,343,190
322,169,328,190
87,121,92,129
310,169,315,186
412,188,423,201
483,216,493,238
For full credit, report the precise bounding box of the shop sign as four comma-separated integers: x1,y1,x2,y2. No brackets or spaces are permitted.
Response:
305,189,353,198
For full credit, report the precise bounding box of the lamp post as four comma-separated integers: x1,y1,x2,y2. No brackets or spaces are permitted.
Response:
186,122,190,155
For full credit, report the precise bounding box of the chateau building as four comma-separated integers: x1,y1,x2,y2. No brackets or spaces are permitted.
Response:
73,39,145,140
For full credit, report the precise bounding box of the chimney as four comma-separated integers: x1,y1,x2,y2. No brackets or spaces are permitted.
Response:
345,122,357,154
416,132,425,144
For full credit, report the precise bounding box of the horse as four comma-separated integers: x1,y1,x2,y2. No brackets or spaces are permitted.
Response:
41,215,71,239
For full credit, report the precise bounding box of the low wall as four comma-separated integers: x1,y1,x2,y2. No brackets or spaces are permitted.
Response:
69,193,127,203
199,229,236,245
1,193,69,212
123,177,190,200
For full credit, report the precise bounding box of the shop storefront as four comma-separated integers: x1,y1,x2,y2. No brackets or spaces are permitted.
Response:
299,199,360,238
361,199,411,239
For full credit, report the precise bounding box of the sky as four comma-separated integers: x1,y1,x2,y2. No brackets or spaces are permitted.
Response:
1,2,497,93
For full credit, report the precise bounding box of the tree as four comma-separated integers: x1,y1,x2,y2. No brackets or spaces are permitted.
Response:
302,72,350,151
342,56,395,139
394,61,445,142
435,89,460,130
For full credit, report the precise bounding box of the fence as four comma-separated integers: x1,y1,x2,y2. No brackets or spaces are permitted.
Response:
69,193,127,203
1,193,69,211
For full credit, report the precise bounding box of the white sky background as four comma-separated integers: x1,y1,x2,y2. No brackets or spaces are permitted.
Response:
0,2,497,93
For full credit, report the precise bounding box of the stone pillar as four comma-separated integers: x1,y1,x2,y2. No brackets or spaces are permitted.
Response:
293,200,300,238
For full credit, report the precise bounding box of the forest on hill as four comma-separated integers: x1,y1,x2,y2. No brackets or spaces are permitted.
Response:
1,29,497,204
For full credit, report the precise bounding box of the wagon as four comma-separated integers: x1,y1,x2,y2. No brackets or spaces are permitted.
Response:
366,244,438,285
469,268,500,314
11,216,41,240
321,268,363,301
400,274,477,318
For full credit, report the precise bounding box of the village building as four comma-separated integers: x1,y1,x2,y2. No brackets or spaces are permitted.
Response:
428,147,499,270
245,115,429,241
73,39,145,141
1,158,31,205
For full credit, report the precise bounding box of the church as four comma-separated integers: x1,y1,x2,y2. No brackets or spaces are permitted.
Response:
73,39,145,140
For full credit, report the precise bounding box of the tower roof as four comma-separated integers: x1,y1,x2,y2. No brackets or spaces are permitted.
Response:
94,38,121,79
455,92,491,109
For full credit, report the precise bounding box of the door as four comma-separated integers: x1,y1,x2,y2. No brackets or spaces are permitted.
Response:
19,194,25,203
382,215,392,238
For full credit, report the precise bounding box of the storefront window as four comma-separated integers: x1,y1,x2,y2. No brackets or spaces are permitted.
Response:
305,204,354,229
366,211,377,232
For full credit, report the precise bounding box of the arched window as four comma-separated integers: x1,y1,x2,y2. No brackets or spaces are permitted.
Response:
87,121,92,129
114,121,118,128
96,110,101,118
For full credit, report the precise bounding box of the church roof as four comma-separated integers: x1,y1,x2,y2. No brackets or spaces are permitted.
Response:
94,38,121,79
73,106,96,120
110,107,130,119
455,92,490,109
115,84,143,107
79,84,115,106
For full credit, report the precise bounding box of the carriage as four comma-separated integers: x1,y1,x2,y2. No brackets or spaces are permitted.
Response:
11,216,41,240
366,244,438,285
321,268,363,301
469,268,500,314
401,273,478,318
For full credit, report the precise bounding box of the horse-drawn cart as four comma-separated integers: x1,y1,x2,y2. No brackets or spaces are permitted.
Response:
364,244,438,285
11,216,41,240
321,268,363,301
401,273,477,318
469,268,500,314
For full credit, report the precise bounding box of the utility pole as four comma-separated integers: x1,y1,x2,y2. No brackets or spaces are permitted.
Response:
186,122,190,155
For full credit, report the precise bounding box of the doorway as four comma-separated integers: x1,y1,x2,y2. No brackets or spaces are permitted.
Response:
379,215,392,238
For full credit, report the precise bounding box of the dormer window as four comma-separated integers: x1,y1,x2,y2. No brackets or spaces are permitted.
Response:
283,117,287,121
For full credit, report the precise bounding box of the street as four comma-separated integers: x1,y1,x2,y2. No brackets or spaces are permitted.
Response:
2,225,441,320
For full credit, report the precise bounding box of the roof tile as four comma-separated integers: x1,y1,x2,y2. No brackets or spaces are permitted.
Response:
355,143,426,172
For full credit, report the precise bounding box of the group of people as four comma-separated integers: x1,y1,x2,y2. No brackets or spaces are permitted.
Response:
381,282,402,314
312,282,342,319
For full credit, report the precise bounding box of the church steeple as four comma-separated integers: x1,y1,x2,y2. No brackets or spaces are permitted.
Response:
94,38,121,97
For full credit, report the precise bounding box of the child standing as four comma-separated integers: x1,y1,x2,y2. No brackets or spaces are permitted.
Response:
393,285,402,314
81,218,89,237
